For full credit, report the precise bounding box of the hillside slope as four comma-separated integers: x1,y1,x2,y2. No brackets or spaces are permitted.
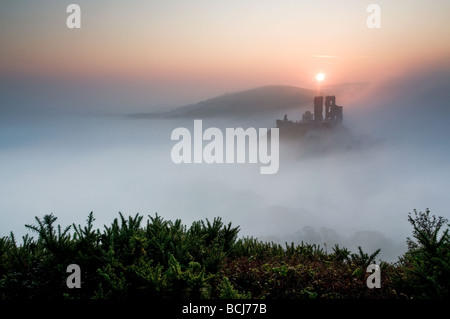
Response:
130,85,315,119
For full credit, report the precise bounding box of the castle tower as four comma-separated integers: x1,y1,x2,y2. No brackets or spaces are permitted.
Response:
313,96,324,122
324,95,343,122
325,96,335,121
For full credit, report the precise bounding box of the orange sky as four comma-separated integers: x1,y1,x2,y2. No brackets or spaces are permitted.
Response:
1,0,449,104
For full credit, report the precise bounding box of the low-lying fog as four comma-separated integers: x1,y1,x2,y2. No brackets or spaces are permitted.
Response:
1,65,449,263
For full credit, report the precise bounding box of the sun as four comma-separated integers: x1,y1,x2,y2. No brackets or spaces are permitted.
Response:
316,73,325,82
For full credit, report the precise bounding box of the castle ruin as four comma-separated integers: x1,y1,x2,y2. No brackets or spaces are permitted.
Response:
276,95,343,129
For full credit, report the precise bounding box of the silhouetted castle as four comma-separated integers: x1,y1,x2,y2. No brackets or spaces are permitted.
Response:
276,95,343,129
274,95,380,154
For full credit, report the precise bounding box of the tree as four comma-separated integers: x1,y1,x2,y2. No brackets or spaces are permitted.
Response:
397,209,450,298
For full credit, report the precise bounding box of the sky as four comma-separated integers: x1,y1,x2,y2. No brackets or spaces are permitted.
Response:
1,0,449,112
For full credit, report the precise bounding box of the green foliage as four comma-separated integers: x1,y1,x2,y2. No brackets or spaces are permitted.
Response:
219,277,251,299
0,209,448,299
350,246,381,269
332,244,350,262
393,209,450,298
25,214,73,265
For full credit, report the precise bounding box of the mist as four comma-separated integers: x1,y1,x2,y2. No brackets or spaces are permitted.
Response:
1,64,449,263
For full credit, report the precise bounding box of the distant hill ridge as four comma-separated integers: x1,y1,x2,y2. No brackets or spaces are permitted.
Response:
129,83,367,119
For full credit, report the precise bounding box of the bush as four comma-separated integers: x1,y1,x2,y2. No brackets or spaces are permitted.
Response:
393,209,450,298
0,209,448,299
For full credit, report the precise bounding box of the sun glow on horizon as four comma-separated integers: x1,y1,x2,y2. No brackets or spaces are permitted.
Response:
316,73,325,82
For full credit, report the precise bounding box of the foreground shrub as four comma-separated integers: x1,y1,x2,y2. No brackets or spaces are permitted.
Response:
393,209,450,298
0,209,448,299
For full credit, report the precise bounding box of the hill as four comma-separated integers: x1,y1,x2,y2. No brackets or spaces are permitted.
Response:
129,85,315,119
128,83,369,120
